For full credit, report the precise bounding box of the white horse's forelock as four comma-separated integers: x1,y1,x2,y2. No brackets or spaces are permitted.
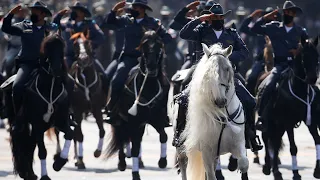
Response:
183,44,234,152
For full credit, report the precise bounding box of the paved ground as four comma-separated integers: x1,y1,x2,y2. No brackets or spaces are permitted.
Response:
0,117,319,180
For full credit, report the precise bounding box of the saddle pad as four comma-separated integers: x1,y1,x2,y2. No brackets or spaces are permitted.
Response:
0,74,17,90
171,68,191,82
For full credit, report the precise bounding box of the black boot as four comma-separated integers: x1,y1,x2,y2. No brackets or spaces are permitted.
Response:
246,133,263,152
244,106,263,152
255,116,267,132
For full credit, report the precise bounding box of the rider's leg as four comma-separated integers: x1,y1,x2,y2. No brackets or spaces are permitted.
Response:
12,64,34,121
4,47,19,77
234,78,263,152
246,60,265,95
180,59,192,70
104,59,119,89
256,65,284,130
107,56,138,119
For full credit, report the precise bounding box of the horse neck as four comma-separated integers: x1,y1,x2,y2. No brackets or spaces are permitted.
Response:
37,71,64,95
291,55,308,95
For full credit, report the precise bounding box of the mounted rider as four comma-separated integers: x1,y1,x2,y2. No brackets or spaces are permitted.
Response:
251,1,308,131
240,7,278,95
1,1,58,121
103,0,172,124
53,2,108,87
2,6,28,78
170,0,215,70
179,3,263,152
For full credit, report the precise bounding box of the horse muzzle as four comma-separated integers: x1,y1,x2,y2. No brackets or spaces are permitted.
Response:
215,98,227,108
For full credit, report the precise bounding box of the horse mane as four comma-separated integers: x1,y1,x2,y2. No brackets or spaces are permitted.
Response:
183,44,234,151
40,32,68,72
263,36,274,72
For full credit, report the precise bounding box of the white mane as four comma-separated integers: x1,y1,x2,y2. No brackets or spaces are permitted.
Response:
183,43,235,152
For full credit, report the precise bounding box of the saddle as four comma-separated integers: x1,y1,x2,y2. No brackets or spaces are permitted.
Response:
0,70,38,91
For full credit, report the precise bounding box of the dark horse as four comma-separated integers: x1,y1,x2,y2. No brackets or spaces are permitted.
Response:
260,37,320,180
104,30,168,180
0,32,73,180
53,31,107,169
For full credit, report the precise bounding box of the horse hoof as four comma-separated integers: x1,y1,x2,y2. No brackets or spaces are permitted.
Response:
314,167,320,178
253,157,260,164
94,150,102,158
273,170,283,180
216,170,225,180
77,162,86,170
139,158,145,169
293,170,301,180
24,174,37,180
158,157,167,169
53,153,60,161
228,156,238,172
262,164,271,175
53,156,68,171
40,175,51,180
132,172,141,180
241,173,249,180
118,160,127,171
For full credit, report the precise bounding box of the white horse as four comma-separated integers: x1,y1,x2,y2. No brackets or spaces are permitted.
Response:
182,43,249,180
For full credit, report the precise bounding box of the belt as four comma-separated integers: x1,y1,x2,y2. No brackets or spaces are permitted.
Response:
275,56,293,63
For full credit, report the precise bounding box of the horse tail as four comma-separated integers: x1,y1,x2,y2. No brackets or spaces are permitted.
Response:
104,125,129,159
46,127,55,141
186,149,205,180
10,123,34,177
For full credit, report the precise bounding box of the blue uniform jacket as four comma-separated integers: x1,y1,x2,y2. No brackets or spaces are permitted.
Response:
169,7,198,61
104,10,172,57
180,18,249,64
1,13,58,63
240,16,266,60
53,14,105,58
251,17,308,61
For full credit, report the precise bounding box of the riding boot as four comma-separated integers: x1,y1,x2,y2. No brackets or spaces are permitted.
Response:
104,95,120,125
244,106,263,152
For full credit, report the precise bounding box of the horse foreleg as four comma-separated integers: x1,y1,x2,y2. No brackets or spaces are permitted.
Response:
202,150,216,180
92,108,105,158
157,128,168,169
262,131,272,175
307,124,320,178
130,125,146,180
126,142,131,157
271,126,285,180
287,128,301,180
36,132,50,179
73,112,85,169
177,146,188,180
54,128,61,161
118,143,127,171
215,157,225,180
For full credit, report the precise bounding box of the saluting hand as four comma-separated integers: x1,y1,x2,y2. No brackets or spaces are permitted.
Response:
186,1,201,10
9,5,22,15
249,9,264,19
57,8,69,16
112,1,126,12
263,9,278,21
199,14,215,22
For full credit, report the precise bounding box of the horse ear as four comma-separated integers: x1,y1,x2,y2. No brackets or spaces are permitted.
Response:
312,36,319,47
202,43,210,57
225,45,233,57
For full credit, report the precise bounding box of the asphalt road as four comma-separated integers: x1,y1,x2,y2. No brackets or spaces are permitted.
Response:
0,117,318,180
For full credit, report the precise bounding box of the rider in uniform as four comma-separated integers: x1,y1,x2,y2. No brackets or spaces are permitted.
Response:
240,7,275,95
103,0,172,124
251,1,308,131
179,3,263,152
2,6,28,78
1,1,58,123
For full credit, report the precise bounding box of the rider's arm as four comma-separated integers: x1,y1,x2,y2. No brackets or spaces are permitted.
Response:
52,14,63,28
154,19,172,44
239,16,256,36
103,10,125,29
1,13,23,36
88,20,105,46
179,18,202,41
229,30,249,64
250,17,270,35
169,7,191,31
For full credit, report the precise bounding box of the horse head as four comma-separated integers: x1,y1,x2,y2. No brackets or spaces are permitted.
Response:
136,30,164,77
297,36,319,85
199,43,234,109
40,31,66,77
70,29,93,69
